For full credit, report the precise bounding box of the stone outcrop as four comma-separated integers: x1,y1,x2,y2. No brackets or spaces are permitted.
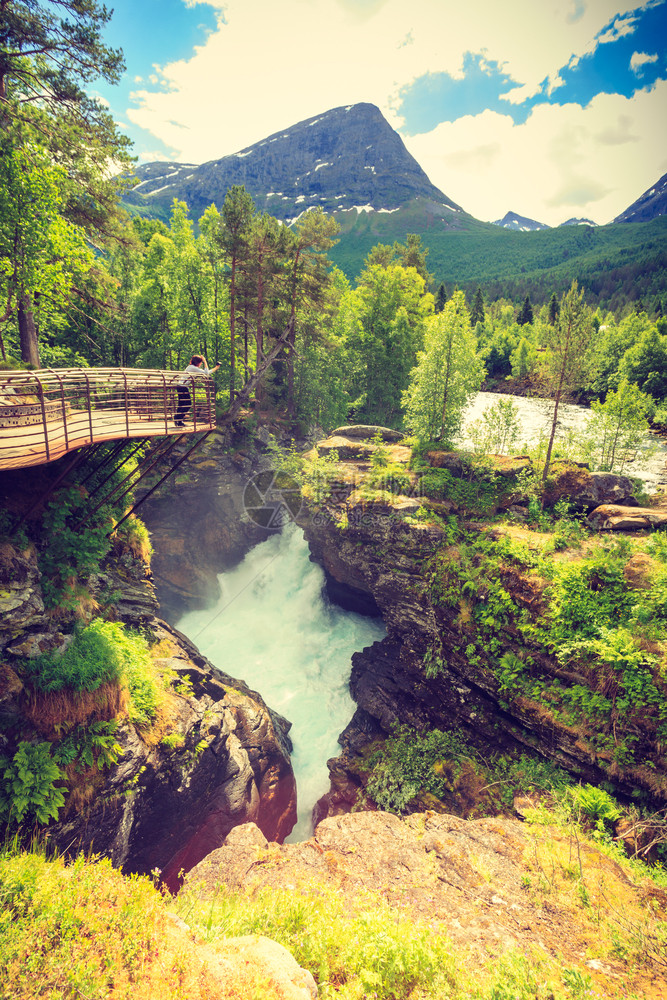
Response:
186,812,667,995
0,428,299,886
543,463,639,510
44,620,296,891
297,430,667,815
587,503,667,531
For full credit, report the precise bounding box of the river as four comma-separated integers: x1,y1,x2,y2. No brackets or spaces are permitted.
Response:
177,524,385,841
463,391,667,490
175,392,665,843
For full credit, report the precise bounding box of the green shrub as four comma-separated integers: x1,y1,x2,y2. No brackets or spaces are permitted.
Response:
178,882,459,1000
37,444,145,608
366,462,411,495
125,656,159,727
419,466,499,515
568,784,621,835
25,620,130,693
0,742,65,825
366,726,475,814
52,721,123,772
23,619,159,727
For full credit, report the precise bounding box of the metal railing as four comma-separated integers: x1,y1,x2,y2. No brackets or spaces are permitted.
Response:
0,367,217,471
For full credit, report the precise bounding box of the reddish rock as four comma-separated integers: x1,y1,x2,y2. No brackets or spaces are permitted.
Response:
587,504,667,531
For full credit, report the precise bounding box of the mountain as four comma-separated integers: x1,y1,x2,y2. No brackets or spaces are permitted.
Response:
123,105,667,311
125,102,464,225
559,218,598,227
491,211,550,232
614,172,667,223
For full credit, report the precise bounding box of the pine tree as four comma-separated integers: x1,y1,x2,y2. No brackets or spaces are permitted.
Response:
1,0,130,365
435,283,447,313
470,286,485,326
517,295,533,326
548,292,560,325
220,186,255,398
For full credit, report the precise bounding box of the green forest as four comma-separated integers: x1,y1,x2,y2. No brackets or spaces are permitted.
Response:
2,2,666,448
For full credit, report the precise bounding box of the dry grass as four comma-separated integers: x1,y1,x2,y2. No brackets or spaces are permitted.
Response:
24,682,127,733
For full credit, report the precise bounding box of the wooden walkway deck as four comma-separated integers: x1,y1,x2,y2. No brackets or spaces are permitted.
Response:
0,367,216,472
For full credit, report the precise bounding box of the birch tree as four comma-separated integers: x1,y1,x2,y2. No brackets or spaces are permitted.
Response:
402,290,484,442
540,281,595,481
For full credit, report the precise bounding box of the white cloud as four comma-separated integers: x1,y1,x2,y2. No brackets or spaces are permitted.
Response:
403,81,667,225
121,0,664,225
126,0,645,160
630,50,659,73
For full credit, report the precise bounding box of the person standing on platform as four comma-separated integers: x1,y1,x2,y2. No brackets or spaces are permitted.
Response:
174,355,220,427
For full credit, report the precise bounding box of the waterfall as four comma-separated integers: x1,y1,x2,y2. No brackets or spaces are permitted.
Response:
177,523,386,841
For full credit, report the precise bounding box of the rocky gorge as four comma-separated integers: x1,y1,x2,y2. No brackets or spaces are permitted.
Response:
297,427,667,819
0,433,298,888
3,421,667,999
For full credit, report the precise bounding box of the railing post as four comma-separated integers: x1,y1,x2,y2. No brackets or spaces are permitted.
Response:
83,370,93,444
122,370,130,436
54,370,68,450
162,373,169,434
33,374,50,462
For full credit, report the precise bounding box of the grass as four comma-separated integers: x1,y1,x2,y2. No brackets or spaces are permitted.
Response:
0,845,284,1000
2,793,667,1000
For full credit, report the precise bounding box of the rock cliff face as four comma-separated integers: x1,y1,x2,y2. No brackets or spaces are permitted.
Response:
0,432,297,886
47,619,296,891
136,430,271,620
298,430,667,814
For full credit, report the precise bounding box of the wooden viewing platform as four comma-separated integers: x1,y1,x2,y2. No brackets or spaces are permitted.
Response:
0,367,217,472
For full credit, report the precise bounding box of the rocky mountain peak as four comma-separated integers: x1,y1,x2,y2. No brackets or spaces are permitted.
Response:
614,171,667,223
491,211,550,232
125,102,462,223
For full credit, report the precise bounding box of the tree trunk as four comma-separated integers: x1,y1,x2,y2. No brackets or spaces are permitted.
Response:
255,268,264,410
18,294,41,368
229,256,236,400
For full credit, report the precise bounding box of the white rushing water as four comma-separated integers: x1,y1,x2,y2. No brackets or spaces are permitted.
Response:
463,391,667,490
177,524,386,841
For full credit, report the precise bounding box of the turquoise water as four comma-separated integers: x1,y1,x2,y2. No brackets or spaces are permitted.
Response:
177,524,385,841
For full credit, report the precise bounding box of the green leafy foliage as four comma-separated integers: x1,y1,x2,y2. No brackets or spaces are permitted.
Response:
366,726,472,814
568,785,621,834
22,619,158,727
418,464,500,516
25,620,135,693
0,743,65,825
403,290,485,441
52,721,123,772
36,443,147,608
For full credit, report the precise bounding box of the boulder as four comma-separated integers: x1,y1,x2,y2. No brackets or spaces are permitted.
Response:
587,504,667,531
544,464,638,511
331,424,404,442
210,936,318,1000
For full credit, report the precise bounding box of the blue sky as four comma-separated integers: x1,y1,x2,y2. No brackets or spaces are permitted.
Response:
95,0,667,225
397,2,667,133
